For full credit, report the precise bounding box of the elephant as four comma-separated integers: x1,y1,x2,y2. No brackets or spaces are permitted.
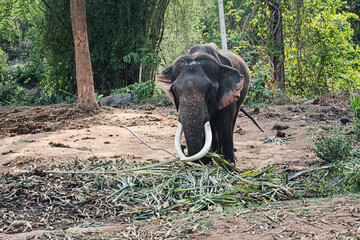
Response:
157,43,250,165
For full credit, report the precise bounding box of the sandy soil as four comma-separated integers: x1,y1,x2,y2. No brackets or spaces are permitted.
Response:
1,92,359,239
0,104,180,171
1,99,350,172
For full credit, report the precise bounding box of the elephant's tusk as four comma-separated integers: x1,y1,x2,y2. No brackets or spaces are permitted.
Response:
175,121,212,163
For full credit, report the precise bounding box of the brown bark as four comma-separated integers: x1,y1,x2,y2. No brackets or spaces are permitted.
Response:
70,0,98,110
261,0,286,92
273,3,285,92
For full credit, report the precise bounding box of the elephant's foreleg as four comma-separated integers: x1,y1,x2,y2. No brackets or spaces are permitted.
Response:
214,107,237,164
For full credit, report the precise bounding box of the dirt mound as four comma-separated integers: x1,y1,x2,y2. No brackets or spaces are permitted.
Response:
309,91,352,107
0,104,111,139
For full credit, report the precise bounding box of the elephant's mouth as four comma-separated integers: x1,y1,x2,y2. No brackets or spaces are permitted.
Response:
175,121,212,162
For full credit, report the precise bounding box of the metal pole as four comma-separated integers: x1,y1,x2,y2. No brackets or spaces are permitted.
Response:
218,0,227,50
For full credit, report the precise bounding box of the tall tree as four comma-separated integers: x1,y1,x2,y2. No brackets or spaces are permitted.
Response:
39,1,170,95
261,0,285,92
70,0,97,110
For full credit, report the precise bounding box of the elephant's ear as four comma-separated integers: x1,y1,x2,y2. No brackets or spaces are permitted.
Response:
156,65,177,108
217,65,244,110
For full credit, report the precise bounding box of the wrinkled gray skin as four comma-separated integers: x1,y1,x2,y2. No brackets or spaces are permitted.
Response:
157,43,250,164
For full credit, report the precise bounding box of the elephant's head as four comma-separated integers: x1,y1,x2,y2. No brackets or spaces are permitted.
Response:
157,53,244,161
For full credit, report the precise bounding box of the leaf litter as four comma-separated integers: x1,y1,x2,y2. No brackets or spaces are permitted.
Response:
0,153,305,235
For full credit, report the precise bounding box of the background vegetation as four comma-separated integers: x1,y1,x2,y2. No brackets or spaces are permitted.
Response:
0,0,359,106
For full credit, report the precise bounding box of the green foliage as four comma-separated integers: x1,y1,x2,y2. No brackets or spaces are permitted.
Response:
228,31,257,66
0,79,33,106
300,158,360,197
160,0,214,66
0,0,39,47
195,0,360,100
0,79,75,107
94,92,103,103
344,0,360,46
0,48,9,81
313,124,356,163
114,81,153,104
350,91,360,126
36,0,76,96
8,48,45,87
245,61,273,103
284,0,360,96
1,0,360,106
38,0,169,96
34,92,76,106
123,48,161,69
112,80,171,105
87,0,169,92
301,121,360,196
150,83,173,106
123,48,161,83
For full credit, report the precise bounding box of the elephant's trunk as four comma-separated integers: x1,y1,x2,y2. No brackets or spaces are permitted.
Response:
175,89,212,162
175,121,212,161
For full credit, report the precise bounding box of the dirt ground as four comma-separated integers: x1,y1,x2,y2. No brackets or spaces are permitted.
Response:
1,92,360,239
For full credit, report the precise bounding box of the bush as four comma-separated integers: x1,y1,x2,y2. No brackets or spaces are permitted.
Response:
149,83,173,106
8,49,45,88
305,122,360,196
0,80,33,106
245,61,273,104
111,80,172,106
313,124,355,164
113,81,153,104
0,79,76,107
33,91,76,106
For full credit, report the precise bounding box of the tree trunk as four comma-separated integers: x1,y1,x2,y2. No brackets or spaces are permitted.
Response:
70,0,98,110
273,2,285,92
262,0,286,92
